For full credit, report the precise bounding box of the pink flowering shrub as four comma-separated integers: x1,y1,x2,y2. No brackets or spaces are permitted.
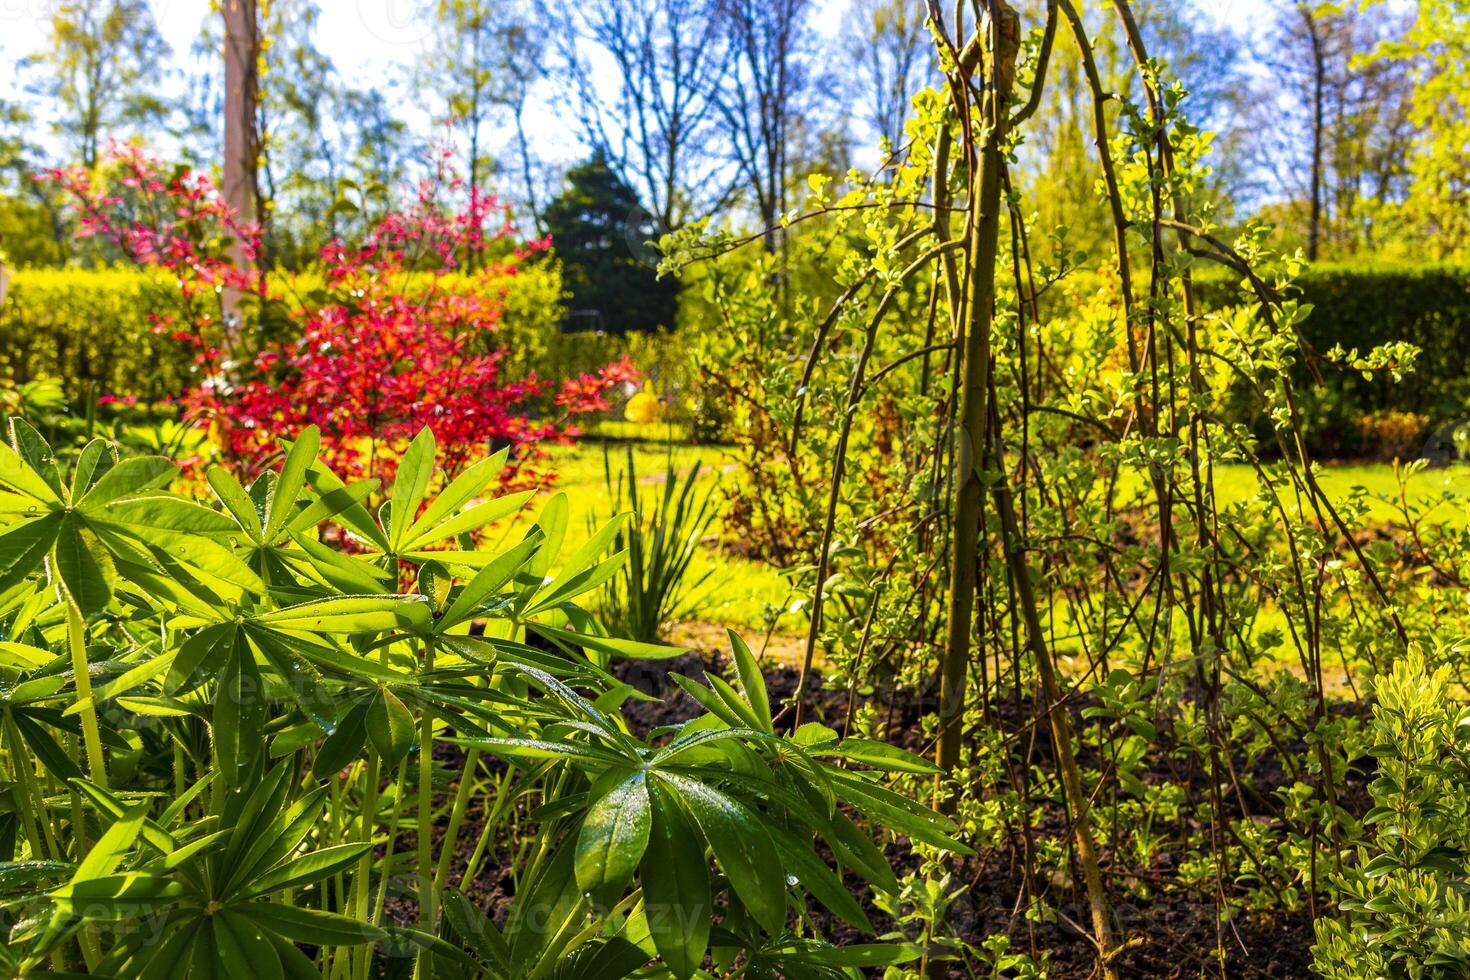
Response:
47,143,635,484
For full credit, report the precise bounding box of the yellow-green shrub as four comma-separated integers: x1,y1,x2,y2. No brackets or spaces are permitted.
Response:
1,267,194,400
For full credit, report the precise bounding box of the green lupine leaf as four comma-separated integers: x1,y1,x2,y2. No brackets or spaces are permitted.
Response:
643,782,711,980
438,531,543,628
244,843,372,897
0,640,54,669
0,511,61,593
54,516,114,617
813,738,942,774
655,772,786,935
575,770,651,906
305,458,388,550
14,714,83,781
215,911,284,980
207,464,264,539
312,699,371,778
80,456,175,507
253,594,428,633
405,448,507,537
0,433,61,503
71,438,119,499
8,418,63,501
767,823,872,932
49,872,185,918
388,427,436,549
283,478,378,536
240,903,385,946
263,424,319,541
528,622,683,660
403,490,534,552
366,688,415,764
97,496,238,533
726,631,772,733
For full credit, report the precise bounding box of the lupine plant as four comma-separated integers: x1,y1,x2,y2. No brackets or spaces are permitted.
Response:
0,420,966,978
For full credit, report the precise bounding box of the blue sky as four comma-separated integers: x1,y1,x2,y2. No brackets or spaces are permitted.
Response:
0,0,1278,172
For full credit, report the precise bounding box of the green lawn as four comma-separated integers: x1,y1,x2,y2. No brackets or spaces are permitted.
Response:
1210,460,1470,526
532,440,797,634
531,444,1470,638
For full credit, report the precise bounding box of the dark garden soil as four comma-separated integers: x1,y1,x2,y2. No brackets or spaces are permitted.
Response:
389,642,1360,979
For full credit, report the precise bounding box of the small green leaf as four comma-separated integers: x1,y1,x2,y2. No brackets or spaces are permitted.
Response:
727,631,771,733
254,595,428,633
366,688,415,764
264,425,320,541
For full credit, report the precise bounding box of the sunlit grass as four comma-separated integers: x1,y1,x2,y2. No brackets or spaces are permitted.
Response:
536,439,796,634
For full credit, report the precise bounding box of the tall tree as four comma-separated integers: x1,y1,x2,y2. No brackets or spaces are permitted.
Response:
257,0,335,262
558,0,733,230
1248,0,1415,259
32,0,173,168
1368,0,1470,257
1015,0,1246,258
420,0,504,198
716,0,819,242
840,0,932,153
543,153,679,334
418,0,549,235
495,10,552,233
222,0,260,312
0,97,66,265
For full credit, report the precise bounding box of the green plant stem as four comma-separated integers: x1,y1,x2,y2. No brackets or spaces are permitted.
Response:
433,747,481,892
373,763,413,924
350,754,380,980
66,598,107,789
3,712,54,862
414,641,437,980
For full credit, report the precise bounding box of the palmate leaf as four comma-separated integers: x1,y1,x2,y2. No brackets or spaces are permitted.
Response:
262,425,319,542
366,687,415,765
252,594,430,633
654,771,787,936
311,698,370,778
0,433,62,504
410,449,506,531
70,437,120,500
79,456,176,507
304,456,389,551
207,465,264,541
528,622,683,661
436,531,543,629
0,512,61,595
727,630,772,733
0,423,954,978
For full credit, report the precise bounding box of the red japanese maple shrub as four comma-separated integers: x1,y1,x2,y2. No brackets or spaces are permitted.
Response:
47,144,635,484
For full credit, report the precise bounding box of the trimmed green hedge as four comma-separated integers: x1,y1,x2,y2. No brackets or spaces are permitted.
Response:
0,263,572,404
1,268,195,402
1197,262,1470,456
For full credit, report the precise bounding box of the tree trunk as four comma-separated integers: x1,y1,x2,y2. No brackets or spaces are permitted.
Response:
222,0,260,319
1303,5,1325,261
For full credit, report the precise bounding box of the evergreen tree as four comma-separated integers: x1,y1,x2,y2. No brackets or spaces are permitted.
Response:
543,153,678,335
